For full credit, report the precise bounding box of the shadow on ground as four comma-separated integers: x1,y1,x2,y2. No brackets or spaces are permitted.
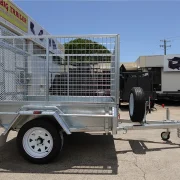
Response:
1,133,180,175
156,100,180,107
0,133,118,175
114,138,180,155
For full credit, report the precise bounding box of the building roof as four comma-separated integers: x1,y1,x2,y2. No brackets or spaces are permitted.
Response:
120,62,137,71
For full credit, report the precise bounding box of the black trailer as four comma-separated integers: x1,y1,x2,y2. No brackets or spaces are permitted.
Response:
120,65,157,107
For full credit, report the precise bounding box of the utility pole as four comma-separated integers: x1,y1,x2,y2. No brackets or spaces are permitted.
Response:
160,39,171,55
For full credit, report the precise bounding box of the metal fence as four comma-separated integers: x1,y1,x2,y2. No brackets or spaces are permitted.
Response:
0,35,119,103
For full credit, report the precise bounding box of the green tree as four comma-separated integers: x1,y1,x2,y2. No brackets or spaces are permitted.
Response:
64,38,111,65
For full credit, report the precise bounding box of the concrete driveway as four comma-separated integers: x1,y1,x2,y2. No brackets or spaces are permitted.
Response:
0,103,180,180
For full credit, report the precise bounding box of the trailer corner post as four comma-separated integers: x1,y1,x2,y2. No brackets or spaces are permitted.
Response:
112,34,120,135
112,107,118,134
115,34,120,105
46,37,49,101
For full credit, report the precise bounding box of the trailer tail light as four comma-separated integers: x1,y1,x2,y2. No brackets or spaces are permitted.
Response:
33,111,42,114
162,104,165,108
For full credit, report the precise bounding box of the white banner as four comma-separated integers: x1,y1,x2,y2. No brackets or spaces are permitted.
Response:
28,17,61,53
28,18,49,36
28,17,49,47
164,55,180,71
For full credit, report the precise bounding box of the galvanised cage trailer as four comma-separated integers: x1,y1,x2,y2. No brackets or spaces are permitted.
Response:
0,34,180,164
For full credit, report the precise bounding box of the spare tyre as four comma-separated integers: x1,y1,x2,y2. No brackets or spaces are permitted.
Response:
129,87,145,122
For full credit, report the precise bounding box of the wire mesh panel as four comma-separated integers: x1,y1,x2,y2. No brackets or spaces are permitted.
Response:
0,35,119,103
0,41,27,101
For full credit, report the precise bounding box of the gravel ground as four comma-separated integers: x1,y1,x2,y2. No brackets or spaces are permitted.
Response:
0,103,180,180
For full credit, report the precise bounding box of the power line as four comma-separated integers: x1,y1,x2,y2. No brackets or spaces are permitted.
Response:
160,39,171,55
166,36,180,40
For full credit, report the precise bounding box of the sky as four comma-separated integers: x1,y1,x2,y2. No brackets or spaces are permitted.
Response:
14,1,180,62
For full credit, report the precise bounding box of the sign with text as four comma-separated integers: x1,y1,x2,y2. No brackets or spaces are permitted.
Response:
28,17,49,47
28,17,63,54
164,55,180,72
0,0,28,32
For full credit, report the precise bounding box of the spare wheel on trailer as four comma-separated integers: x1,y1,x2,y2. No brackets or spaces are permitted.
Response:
129,87,146,123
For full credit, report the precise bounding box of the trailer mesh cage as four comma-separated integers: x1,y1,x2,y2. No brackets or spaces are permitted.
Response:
0,35,119,103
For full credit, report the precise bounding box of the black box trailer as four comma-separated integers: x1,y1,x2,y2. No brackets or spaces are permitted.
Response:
120,64,157,107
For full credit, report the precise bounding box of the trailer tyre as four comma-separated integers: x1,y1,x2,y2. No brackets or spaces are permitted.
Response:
161,132,170,141
17,120,63,164
129,87,145,122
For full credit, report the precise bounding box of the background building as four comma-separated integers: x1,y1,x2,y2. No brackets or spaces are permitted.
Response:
0,1,64,101
122,55,180,100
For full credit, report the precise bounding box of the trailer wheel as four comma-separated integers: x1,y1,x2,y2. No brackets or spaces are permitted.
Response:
161,132,170,141
129,87,145,122
17,120,63,164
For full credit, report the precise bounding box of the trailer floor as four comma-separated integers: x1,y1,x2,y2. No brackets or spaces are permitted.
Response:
0,103,180,180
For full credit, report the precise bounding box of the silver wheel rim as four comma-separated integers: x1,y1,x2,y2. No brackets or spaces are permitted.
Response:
129,93,134,116
23,127,53,159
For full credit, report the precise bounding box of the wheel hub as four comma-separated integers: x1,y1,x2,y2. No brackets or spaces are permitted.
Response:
23,127,53,158
36,137,44,145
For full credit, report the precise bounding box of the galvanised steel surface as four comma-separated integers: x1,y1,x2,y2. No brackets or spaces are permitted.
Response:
0,34,120,136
